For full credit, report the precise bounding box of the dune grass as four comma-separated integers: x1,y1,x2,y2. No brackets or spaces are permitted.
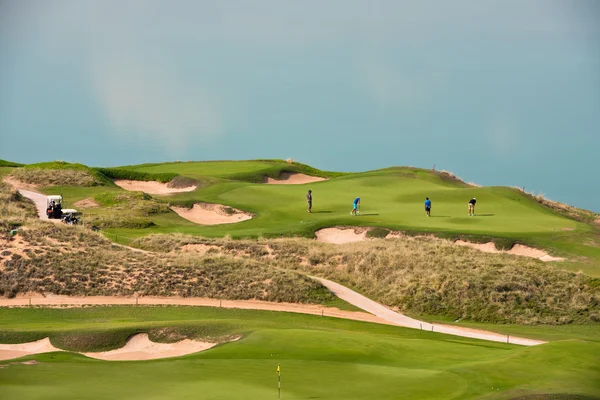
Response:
0,306,599,400
135,234,600,325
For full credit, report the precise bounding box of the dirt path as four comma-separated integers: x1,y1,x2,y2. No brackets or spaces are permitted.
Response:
17,189,49,220
313,277,545,346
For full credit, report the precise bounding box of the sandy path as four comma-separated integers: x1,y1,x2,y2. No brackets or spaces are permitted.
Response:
83,334,218,361
0,295,387,325
114,180,197,195
454,240,564,262
17,189,49,220
314,277,545,346
264,173,327,184
171,203,253,225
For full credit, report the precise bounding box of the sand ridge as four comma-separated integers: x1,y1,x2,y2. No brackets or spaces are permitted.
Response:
0,338,61,361
263,172,326,184
454,240,565,262
171,202,252,225
114,180,197,195
315,227,368,244
83,333,220,361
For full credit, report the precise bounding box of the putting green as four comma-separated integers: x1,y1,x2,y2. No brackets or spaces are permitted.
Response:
0,307,598,400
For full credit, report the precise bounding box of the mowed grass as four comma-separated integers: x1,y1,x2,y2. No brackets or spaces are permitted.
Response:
0,307,599,400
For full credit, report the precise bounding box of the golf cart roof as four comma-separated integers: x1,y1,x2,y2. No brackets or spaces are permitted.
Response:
47,195,62,201
61,209,79,215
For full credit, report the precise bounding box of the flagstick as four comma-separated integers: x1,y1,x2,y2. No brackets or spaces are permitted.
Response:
277,363,281,400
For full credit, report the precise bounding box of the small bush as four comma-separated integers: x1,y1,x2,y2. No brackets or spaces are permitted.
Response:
95,168,177,183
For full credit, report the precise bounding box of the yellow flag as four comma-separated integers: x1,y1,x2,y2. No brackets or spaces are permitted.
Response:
276,364,280,374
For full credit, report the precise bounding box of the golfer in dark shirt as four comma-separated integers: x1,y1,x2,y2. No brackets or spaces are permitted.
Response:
307,190,312,213
468,198,476,216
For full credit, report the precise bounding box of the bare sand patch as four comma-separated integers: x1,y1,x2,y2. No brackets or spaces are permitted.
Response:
264,173,326,185
171,203,252,225
114,180,196,195
179,243,223,256
83,333,218,361
0,338,61,361
315,228,367,244
73,198,99,208
2,177,39,191
454,240,565,262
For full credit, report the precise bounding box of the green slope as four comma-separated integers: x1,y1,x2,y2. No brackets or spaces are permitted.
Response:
0,307,598,400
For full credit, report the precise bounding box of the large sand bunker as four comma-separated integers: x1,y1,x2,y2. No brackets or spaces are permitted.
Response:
114,180,197,195
264,173,326,185
0,334,228,362
454,240,565,262
171,203,252,225
315,228,367,244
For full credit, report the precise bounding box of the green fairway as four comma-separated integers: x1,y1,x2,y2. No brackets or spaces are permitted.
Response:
1,307,599,400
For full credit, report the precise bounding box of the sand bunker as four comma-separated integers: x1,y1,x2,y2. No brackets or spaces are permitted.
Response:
0,338,61,361
454,240,565,262
315,228,367,244
83,334,217,361
114,180,197,195
264,173,326,185
0,334,228,361
73,198,99,208
171,203,252,225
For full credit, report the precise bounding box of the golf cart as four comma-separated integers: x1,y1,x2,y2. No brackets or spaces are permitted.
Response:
46,195,63,219
61,209,81,225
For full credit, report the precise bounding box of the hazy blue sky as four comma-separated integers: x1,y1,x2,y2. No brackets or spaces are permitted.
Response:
1,1,598,211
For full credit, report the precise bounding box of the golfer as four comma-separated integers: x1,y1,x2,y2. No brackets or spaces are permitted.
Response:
424,197,431,217
351,197,360,215
306,190,312,213
468,198,476,216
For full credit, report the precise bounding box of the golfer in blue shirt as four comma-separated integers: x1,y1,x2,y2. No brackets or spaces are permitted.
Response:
351,197,360,216
424,197,432,217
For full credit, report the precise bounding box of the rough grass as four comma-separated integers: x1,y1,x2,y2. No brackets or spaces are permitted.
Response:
0,222,333,304
9,161,113,187
137,233,600,325
94,167,178,183
0,181,37,237
0,160,24,167
82,191,171,228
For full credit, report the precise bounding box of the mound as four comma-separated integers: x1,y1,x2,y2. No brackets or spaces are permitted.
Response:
454,240,565,262
315,228,367,244
263,172,326,184
83,333,218,361
114,180,196,195
171,203,252,225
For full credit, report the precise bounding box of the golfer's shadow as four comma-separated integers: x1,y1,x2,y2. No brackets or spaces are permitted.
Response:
429,215,450,218
476,214,495,217
313,211,333,213
359,213,379,216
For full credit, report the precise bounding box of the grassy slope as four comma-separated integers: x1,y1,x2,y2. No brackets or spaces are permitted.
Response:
39,161,597,274
0,307,599,400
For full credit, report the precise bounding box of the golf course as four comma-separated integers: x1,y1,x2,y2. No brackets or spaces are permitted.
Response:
1,159,599,399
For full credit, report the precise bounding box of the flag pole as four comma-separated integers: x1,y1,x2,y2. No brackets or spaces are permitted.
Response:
277,363,281,400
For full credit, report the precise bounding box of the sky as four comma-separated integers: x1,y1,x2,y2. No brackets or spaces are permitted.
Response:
0,0,599,211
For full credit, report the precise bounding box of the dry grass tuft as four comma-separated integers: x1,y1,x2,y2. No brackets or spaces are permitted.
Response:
9,168,103,187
